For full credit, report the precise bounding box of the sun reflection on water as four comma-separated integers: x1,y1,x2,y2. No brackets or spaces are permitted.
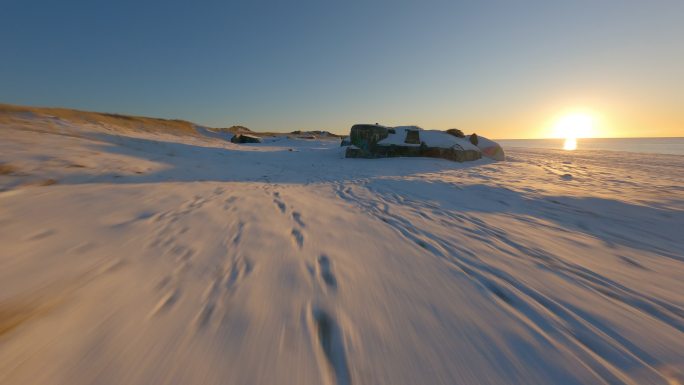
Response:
563,138,577,150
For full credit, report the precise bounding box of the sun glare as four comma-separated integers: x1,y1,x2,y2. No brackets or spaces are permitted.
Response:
563,137,577,150
553,114,593,139
552,113,593,151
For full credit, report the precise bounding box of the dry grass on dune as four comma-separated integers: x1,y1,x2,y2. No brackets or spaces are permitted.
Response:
0,104,199,136
0,104,343,139
0,290,70,339
214,125,253,134
0,301,42,338
0,163,17,175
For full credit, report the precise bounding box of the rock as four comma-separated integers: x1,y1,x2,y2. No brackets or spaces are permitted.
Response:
421,147,481,162
231,134,262,144
469,133,479,146
372,144,481,162
344,145,365,158
344,123,485,163
340,137,351,147
349,124,389,154
404,128,420,144
476,137,506,161
446,128,465,138
373,144,422,158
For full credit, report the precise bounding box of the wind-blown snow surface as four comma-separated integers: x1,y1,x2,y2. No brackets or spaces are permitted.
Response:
1,121,683,385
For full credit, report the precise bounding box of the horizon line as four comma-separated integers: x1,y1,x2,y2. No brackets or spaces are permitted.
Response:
2,101,681,141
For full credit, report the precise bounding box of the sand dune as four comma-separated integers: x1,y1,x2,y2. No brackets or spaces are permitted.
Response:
0,104,202,136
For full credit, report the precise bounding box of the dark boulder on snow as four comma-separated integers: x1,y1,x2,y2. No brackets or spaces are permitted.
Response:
420,146,481,162
344,145,367,158
344,124,483,162
349,124,389,152
404,128,420,144
469,133,479,146
231,134,262,144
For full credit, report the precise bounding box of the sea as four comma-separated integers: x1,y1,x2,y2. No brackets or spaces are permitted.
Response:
497,137,684,156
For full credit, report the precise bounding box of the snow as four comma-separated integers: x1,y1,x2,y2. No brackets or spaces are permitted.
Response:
1,116,683,385
420,130,479,151
376,126,421,146
377,126,482,151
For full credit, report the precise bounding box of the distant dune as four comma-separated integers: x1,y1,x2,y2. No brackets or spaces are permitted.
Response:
0,104,203,136
0,104,342,138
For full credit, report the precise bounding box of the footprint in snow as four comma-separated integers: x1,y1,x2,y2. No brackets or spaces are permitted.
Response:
310,306,351,385
274,199,287,213
317,255,337,289
291,229,304,248
292,211,305,227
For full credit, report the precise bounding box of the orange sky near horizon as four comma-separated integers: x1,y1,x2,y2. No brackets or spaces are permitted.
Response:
430,102,683,140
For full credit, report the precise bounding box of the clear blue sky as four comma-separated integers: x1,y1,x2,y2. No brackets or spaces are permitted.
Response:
2,0,682,137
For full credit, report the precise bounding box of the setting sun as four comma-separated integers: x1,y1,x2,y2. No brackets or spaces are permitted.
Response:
552,113,594,139
551,113,594,150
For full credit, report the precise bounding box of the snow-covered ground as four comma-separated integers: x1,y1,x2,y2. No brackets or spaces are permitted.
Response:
1,117,683,385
